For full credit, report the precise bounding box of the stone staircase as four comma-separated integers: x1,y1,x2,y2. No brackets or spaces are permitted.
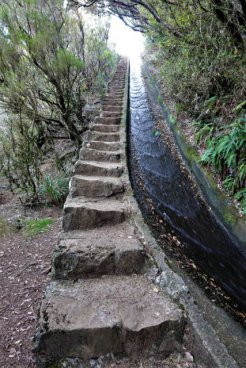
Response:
34,59,187,367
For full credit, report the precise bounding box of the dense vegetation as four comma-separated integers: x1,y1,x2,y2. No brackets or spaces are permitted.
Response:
0,0,117,204
145,1,246,213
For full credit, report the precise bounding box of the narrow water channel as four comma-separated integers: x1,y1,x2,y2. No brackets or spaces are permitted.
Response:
128,61,246,309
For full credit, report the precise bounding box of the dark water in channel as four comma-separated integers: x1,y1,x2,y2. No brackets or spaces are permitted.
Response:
128,62,246,308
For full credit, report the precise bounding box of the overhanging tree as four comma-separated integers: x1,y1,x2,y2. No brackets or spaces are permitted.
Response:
0,0,117,200
69,0,246,48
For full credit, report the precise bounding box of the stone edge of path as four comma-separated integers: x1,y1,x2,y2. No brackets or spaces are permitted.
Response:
123,63,240,368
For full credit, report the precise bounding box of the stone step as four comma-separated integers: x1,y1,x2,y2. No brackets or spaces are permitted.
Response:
88,131,121,142
94,116,121,125
103,98,123,105
89,140,121,151
108,85,124,89
34,276,184,366
79,148,121,162
91,124,120,133
74,160,124,177
105,94,124,100
102,105,122,113
52,224,145,279
110,81,125,84
103,99,123,105
101,111,122,119
109,80,125,84
62,197,127,231
110,78,125,81
70,175,124,198
108,87,124,93
107,89,124,93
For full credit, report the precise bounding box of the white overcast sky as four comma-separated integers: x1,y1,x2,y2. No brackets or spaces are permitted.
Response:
108,16,145,60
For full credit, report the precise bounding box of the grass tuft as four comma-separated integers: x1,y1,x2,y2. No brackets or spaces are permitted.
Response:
24,218,54,237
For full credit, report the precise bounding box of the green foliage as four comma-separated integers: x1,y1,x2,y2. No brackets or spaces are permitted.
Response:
24,217,54,237
234,189,246,215
145,0,246,212
39,175,69,206
194,122,215,145
0,0,118,202
200,117,246,211
0,115,44,199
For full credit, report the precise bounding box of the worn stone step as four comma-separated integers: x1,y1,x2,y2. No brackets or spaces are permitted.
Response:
109,77,124,83
102,105,122,113
88,131,121,142
108,87,124,93
103,98,123,104
103,100,123,106
52,224,145,279
70,175,124,198
110,81,125,85
110,78,125,81
102,111,122,119
79,147,121,162
62,197,127,231
89,140,121,151
34,276,184,366
108,85,124,89
105,94,124,100
91,124,120,133
74,160,124,177
94,116,121,125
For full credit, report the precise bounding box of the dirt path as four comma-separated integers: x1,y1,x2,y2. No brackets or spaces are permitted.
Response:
0,190,62,368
